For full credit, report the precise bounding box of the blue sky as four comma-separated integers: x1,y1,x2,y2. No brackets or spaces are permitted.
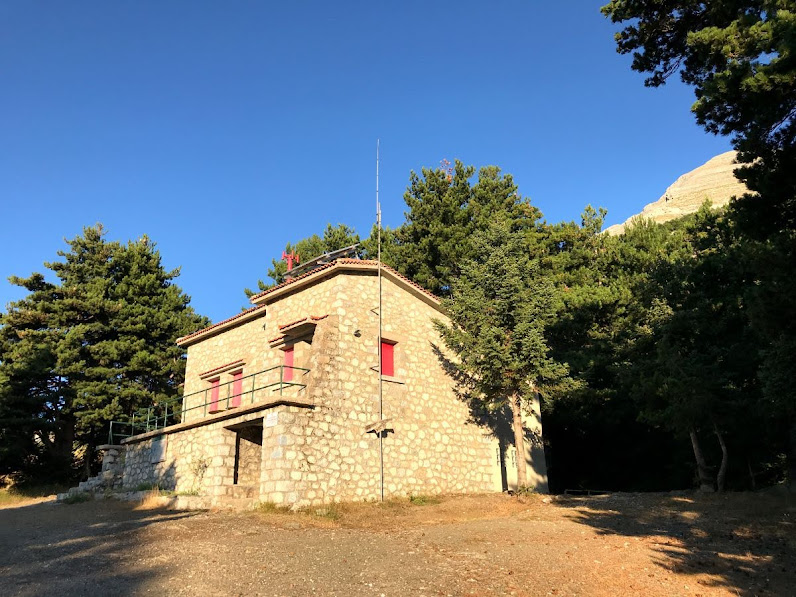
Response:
0,1,732,323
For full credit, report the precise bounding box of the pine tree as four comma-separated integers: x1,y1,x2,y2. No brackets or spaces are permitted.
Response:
0,225,208,478
384,161,538,297
0,274,66,476
436,217,568,487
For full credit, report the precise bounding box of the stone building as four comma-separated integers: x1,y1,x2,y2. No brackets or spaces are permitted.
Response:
113,259,548,507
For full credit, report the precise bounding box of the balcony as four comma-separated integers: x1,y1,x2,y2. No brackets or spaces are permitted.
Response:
107,365,309,444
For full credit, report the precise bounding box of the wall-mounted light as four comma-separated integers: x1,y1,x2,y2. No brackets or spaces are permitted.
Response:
354,329,362,338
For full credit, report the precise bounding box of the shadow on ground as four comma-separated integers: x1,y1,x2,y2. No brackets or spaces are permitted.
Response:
555,491,796,596
0,499,200,597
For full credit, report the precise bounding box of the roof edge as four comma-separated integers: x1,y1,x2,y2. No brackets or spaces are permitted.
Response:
178,260,443,349
176,305,267,347
250,259,442,311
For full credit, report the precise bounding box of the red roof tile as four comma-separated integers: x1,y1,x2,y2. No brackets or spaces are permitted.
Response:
378,263,441,303
249,259,440,304
179,260,440,348
277,314,330,332
278,317,309,330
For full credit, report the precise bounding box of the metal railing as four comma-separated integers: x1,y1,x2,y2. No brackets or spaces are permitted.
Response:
107,365,309,444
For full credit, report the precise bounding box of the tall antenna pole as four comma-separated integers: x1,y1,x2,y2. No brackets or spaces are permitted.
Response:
376,139,384,502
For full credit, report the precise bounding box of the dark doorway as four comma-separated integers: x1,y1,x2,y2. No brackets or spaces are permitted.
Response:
233,423,263,487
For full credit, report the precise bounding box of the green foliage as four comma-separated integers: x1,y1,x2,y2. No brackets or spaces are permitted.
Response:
601,1,796,165
408,494,441,505
0,224,208,479
256,500,287,513
134,482,160,492
62,492,91,504
603,0,796,487
0,482,71,505
176,488,200,496
378,161,539,297
438,217,568,408
312,504,342,520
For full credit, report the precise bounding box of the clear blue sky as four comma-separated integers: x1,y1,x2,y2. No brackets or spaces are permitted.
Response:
0,1,732,323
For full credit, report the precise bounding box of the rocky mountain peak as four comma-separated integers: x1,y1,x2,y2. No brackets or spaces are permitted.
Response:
604,151,751,235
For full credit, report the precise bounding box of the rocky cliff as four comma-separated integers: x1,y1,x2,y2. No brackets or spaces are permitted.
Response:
604,151,751,235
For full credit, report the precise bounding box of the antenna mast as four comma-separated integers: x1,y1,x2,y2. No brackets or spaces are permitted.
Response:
376,139,384,502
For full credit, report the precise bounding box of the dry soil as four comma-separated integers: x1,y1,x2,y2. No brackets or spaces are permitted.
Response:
0,492,794,596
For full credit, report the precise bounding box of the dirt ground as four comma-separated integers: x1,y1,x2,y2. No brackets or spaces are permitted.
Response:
0,491,794,596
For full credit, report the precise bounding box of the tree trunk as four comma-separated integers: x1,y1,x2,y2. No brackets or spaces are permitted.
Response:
789,416,796,492
747,458,756,491
509,393,528,489
713,424,728,492
689,429,714,492
51,417,75,472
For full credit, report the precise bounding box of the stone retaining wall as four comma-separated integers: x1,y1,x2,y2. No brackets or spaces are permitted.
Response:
123,406,284,496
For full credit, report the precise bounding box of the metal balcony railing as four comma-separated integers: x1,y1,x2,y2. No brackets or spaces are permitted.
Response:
107,365,309,445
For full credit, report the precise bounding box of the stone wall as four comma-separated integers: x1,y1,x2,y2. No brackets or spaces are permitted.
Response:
181,276,341,422
122,406,287,496
253,269,544,507
123,263,548,506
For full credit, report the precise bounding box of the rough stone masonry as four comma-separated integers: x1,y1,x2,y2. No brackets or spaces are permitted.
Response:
118,260,548,507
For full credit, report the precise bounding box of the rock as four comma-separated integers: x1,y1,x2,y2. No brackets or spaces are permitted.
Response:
605,151,752,235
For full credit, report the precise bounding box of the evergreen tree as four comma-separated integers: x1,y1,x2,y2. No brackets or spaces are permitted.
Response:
436,218,569,487
383,161,537,297
631,207,758,491
0,225,208,478
543,209,697,491
602,0,796,228
0,274,65,476
603,0,796,488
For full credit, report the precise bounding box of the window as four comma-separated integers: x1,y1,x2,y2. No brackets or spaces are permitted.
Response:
283,347,294,382
381,340,395,377
208,378,220,413
231,370,243,408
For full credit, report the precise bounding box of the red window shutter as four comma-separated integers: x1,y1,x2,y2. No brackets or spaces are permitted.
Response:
209,378,220,413
381,341,394,377
284,347,294,382
231,370,243,407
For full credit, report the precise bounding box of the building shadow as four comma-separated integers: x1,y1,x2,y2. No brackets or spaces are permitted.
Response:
431,341,546,491
1,459,201,597
552,491,796,596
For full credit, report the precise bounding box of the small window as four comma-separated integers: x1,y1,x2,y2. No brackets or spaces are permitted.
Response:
231,370,243,408
283,347,294,382
381,341,395,377
208,378,220,413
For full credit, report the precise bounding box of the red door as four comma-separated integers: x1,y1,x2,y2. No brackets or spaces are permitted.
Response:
208,378,220,413
231,370,243,407
381,341,394,377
